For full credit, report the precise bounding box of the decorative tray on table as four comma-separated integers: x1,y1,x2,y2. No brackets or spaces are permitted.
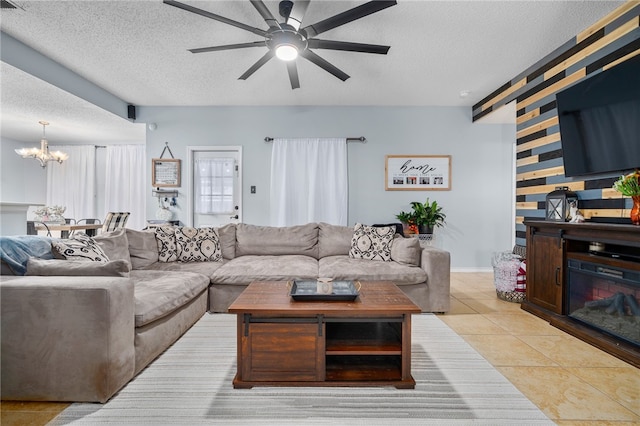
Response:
288,280,361,301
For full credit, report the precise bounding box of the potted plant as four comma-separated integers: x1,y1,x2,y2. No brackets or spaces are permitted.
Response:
395,210,417,235
410,198,446,234
613,170,640,225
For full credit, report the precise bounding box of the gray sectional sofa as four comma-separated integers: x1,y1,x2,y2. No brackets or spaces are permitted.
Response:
0,222,450,403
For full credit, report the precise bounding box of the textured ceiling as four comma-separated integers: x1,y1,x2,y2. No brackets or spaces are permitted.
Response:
0,0,624,144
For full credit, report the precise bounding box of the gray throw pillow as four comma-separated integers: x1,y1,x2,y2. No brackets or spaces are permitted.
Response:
390,235,421,266
94,228,132,267
25,258,130,277
217,223,236,260
126,228,159,269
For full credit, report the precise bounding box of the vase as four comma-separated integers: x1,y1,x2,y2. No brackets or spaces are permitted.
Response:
155,207,173,221
631,195,640,225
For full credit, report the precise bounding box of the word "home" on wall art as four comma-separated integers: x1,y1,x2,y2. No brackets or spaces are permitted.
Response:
385,155,451,191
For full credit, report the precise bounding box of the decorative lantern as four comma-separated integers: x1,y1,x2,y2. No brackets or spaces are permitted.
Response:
546,186,578,221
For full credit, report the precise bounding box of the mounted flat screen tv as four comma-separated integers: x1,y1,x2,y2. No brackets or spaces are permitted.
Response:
556,55,640,177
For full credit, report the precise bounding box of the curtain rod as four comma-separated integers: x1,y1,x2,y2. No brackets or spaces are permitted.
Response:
264,136,366,143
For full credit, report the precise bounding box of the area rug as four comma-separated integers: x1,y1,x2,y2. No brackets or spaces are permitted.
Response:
49,313,553,425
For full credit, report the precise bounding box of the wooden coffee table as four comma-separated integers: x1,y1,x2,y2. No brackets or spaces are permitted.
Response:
228,281,421,389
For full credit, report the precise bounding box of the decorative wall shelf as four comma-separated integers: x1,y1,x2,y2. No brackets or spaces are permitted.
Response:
152,189,178,198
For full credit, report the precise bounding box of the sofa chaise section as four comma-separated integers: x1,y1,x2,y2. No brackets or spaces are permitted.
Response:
0,275,135,403
0,230,210,403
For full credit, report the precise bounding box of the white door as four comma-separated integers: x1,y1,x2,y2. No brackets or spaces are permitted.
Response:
187,146,242,227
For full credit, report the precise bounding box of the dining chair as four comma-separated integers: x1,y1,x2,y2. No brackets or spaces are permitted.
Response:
101,212,130,233
27,221,51,237
68,218,102,236
61,218,76,239
76,218,102,225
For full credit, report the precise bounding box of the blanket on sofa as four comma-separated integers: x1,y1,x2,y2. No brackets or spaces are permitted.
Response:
0,236,54,275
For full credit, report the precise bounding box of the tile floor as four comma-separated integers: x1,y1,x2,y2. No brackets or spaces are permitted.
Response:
443,273,640,426
2,272,639,425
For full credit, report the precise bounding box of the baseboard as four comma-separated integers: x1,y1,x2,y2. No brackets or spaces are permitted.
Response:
451,267,493,273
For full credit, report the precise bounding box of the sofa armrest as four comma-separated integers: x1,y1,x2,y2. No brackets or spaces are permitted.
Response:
420,246,451,313
1,276,135,402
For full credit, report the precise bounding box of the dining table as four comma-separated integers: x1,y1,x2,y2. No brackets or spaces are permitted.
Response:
35,223,103,237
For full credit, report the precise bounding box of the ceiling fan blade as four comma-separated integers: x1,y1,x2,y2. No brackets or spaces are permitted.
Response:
300,50,349,81
307,39,390,54
189,41,266,54
163,0,268,37
250,0,281,29
287,61,300,89
302,0,396,38
239,51,275,80
286,0,310,31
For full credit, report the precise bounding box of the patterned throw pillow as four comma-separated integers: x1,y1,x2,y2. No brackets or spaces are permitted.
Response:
52,233,110,262
175,227,222,262
349,223,395,261
154,226,178,262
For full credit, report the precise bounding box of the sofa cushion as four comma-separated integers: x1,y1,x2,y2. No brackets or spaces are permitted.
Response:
175,227,222,262
218,223,236,260
154,226,178,263
390,235,422,266
142,259,226,280
52,233,109,262
318,222,353,258
126,229,158,269
319,255,427,285
94,228,132,267
349,223,395,262
236,223,319,258
130,270,209,327
211,255,318,285
25,258,131,277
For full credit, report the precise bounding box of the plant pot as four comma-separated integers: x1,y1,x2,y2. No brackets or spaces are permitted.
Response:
631,195,640,225
418,224,433,235
401,222,411,234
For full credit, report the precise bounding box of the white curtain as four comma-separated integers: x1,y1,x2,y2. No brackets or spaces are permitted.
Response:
195,157,235,214
47,145,96,221
270,138,348,226
104,145,146,230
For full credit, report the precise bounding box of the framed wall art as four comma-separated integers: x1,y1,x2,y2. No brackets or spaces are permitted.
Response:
385,155,451,191
152,158,181,187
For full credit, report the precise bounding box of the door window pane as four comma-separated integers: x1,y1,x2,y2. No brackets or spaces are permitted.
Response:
195,158,235,214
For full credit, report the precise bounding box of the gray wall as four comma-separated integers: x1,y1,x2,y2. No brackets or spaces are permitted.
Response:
139,105,515,270
0,136,47,204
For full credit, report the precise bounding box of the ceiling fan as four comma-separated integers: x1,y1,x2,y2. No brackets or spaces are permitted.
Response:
163,0,397,89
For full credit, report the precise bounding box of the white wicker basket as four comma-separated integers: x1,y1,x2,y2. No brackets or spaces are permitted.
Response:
496,289,526,303
492,251,526,303
492,251,521,292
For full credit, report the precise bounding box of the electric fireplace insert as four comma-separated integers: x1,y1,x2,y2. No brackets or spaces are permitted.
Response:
567,258,640,347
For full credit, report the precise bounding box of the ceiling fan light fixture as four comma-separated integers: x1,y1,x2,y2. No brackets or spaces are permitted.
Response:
269,27,306,61
275,44,298,61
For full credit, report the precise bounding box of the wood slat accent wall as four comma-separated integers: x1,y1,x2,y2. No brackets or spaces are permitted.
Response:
472,2,640,246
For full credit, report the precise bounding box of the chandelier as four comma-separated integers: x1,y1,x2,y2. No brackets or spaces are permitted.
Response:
15,121,68,167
